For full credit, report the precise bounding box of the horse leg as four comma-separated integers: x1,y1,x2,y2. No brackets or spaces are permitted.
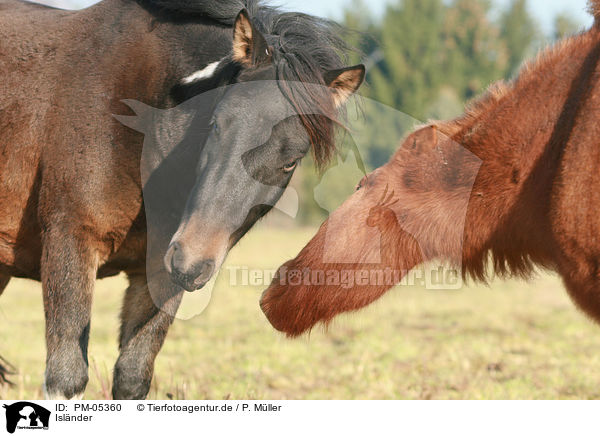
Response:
0,274,14,385
0,275,9,297
112,272,182,400
41,226,98,400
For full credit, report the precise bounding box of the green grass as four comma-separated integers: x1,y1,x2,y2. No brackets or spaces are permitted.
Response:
1,222,600,399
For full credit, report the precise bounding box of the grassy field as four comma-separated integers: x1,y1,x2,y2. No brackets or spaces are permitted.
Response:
1,222,600,400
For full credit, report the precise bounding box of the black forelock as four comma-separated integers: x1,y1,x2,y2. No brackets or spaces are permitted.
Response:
257,9,353,167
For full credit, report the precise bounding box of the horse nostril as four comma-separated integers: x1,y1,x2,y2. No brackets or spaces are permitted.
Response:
199,259,215,279
165,244,218,291
202,259,215,276
164,241,182,274
190,259,216,289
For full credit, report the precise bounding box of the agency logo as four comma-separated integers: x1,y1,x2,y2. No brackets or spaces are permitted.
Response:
2,402,50,434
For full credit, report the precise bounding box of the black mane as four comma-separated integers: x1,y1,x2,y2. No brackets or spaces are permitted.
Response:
144,0,355,167
140,0,349,71
139,0,265,25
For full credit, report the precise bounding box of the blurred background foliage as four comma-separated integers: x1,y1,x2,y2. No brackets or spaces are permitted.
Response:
292,0,583,225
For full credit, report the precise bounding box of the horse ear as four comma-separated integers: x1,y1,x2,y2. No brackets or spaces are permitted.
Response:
232,9,271,67
113,99,157,133
324,64,366,107
411,125,438,152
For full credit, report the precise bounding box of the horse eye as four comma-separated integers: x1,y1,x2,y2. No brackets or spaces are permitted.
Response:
283,160,298,173
356,176,367,191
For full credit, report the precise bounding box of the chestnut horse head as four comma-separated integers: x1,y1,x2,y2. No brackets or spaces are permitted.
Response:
259,124,475,336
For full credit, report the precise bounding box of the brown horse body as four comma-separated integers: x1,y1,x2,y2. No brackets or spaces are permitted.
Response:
261,4,600,337
0,0,229,400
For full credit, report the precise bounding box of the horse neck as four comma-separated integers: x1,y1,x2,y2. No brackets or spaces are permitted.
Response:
71,0,233,108
443,27,600,280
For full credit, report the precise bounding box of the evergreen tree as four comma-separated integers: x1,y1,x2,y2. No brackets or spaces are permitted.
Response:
441,0,508,103
554,12,583,40
499,0,540,77
370,0,446,119
340,0,380,67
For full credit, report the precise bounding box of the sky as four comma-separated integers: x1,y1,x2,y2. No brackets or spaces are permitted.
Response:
32,0,594,35
281,0,593,34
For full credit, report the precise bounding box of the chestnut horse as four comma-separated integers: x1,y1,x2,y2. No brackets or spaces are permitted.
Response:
261,2,600,337
0,0,364,399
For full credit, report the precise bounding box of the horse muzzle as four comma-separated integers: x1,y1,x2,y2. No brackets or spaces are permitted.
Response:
164,241,216,291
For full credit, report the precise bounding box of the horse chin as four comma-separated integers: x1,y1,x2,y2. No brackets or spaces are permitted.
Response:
185,263,220,292
259,282,318,338
187,282,207,293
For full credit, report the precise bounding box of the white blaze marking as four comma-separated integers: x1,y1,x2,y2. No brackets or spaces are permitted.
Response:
181,61,220,84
